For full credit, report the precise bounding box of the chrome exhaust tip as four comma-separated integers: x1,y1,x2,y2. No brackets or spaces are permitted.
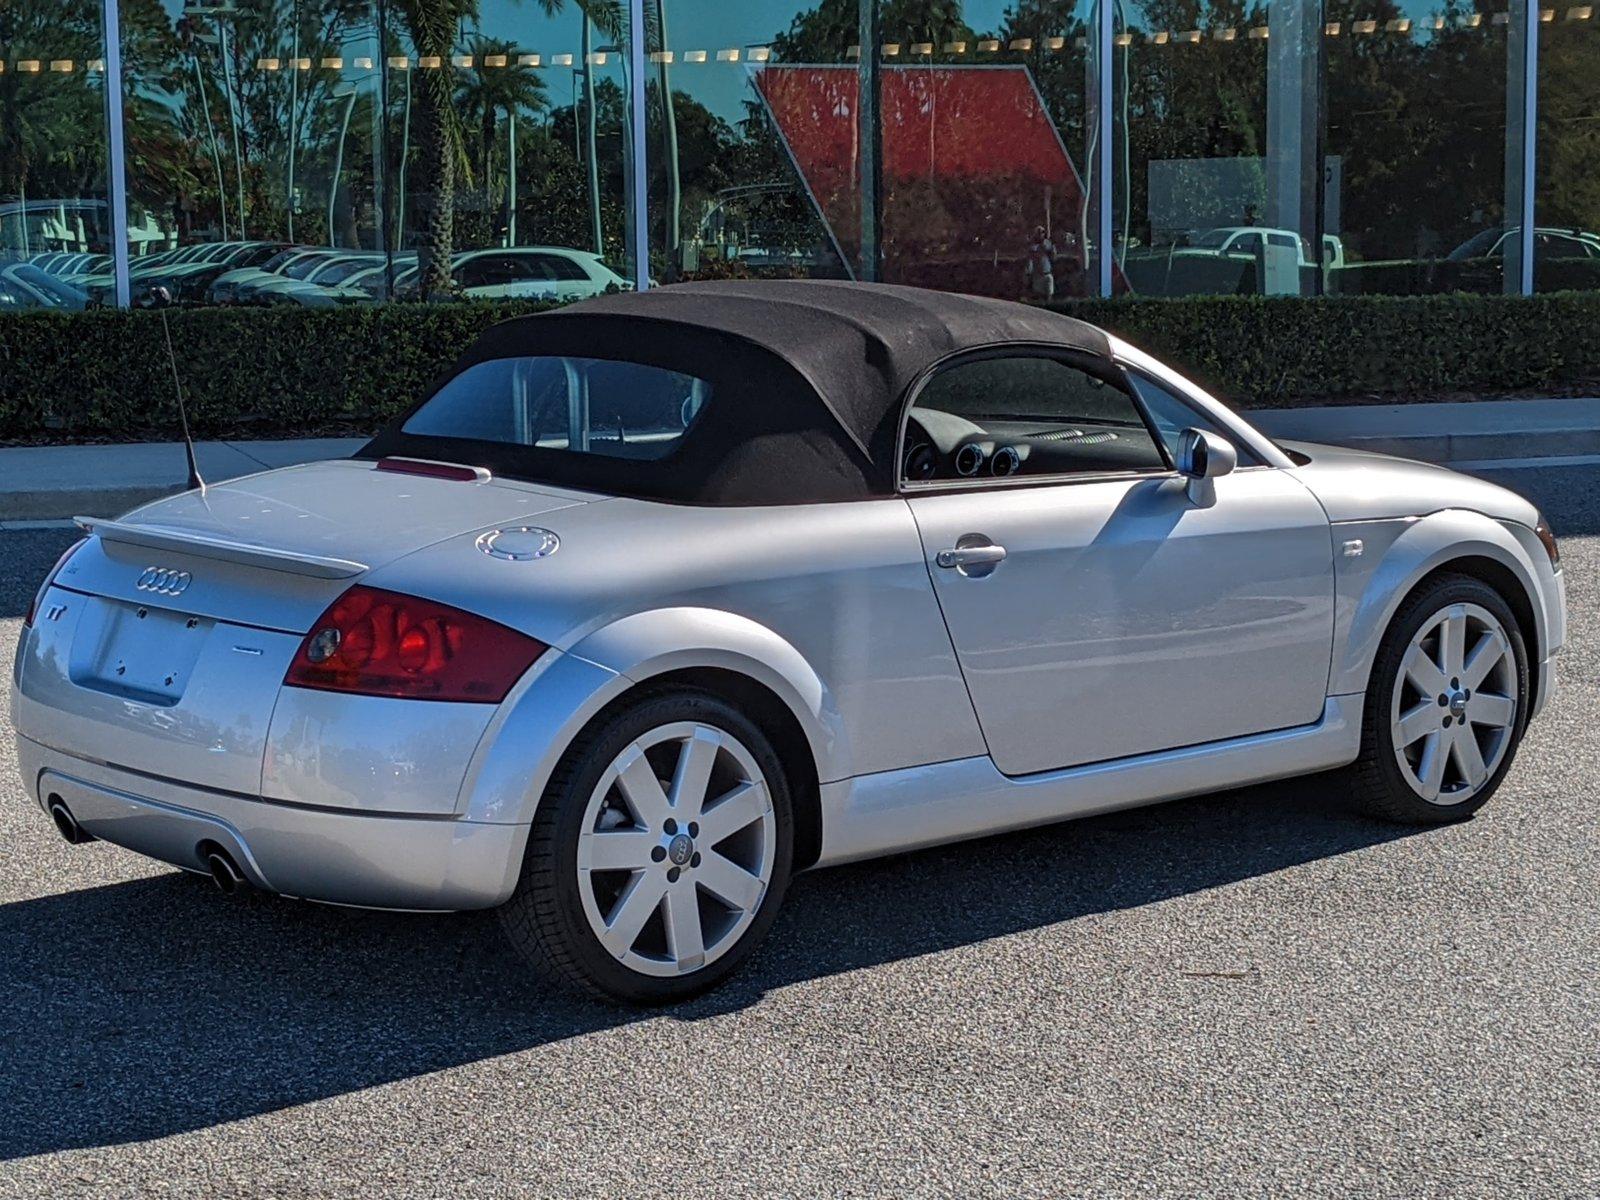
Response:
47,797,94,845
203,848,248,896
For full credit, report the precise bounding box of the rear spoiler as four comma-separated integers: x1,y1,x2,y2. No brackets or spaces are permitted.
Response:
74,516,368,580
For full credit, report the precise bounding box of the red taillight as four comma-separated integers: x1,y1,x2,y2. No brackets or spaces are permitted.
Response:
25,538,87,628
284,586,545,702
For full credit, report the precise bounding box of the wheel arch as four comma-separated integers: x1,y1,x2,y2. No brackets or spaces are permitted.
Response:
458,607,841,874
1333,510,1548,702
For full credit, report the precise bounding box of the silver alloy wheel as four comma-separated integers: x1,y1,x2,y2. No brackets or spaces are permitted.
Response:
576,721,776,978
1390,601,1518,805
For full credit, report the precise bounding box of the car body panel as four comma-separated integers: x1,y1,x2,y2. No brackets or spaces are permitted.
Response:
369,494,987,782
816,694,1362,866
18,740,523,910
262,689,496,815
1283,440,1540,526
16,584,302,794
908,467,1336,774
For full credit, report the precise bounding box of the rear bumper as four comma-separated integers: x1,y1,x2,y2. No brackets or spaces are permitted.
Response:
17,735,527,911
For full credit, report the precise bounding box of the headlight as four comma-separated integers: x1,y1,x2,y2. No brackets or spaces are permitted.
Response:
1534,515,1560,569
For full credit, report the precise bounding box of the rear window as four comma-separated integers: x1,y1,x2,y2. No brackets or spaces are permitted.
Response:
402,356,711,461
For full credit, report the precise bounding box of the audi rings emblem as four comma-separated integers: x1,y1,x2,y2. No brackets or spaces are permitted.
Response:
136,566,192,597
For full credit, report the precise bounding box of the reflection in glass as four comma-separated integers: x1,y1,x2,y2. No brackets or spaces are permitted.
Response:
1535,1,1600,290
0,0,112,305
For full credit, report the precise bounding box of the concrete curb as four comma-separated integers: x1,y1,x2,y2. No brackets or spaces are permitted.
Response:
2,399,1597,521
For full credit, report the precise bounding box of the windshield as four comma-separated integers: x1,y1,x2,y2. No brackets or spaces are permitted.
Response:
1191,229,1234,248
402,356,710,462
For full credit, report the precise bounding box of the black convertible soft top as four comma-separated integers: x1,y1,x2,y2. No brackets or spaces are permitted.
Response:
362,280,1113,504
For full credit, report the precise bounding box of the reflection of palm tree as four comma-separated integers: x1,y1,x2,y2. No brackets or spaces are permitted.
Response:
654,0,680,273
536,0,621,258
396,0,472,296
398,0,618,295
457,34,549,225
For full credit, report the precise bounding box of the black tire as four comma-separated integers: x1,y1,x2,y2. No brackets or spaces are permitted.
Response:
498,688,794,1004
1347,573,1530,824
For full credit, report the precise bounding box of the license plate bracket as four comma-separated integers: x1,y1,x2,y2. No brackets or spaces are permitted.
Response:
71,598,213,706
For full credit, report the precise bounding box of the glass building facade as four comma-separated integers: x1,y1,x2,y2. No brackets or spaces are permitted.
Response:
1,0,1595,310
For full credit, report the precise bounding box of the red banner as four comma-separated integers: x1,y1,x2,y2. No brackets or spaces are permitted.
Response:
756,65,1110,299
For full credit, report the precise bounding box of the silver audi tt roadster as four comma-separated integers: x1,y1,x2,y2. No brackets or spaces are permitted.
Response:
13,282,1565,1002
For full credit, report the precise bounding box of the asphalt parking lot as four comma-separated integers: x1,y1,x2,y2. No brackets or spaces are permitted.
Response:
1,464,1597,1199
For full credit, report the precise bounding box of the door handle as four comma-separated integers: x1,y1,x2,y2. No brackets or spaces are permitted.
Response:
936,537,1007,577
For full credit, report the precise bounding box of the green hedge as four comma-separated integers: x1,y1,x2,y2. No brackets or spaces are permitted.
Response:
1,291,1597,442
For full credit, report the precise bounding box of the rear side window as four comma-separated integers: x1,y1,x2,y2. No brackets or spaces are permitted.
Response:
403,356,711,461
540,254,591,281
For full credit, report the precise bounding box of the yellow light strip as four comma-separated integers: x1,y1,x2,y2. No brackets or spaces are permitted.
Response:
256,56,280,69
518,53,541,66
977,38,1000,51
483,53,506,67
321,56,343,68
1009,37,1033,50
1248,25,1269,38
749,46,772,61
50,59,73,71
684,49,708,62
1045,35,1066,49
551,52,574,66
452,54,474,67
943,40,967,53
910,41,933,54
717,47,740,61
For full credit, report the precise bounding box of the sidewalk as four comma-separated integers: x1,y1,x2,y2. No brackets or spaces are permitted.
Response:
0,438,366,524
2,398,1597,522
1250,397,1600,466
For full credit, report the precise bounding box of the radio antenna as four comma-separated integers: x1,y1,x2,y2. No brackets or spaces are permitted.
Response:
158,305,206,494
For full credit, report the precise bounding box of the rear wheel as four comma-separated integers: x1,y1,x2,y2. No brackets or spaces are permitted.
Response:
1348,574,1528,824
499,689,792,1004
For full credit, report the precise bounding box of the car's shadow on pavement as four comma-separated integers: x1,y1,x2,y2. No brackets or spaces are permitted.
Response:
0,773,1419,1160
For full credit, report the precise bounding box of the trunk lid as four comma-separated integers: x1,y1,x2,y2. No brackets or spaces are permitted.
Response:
60,458,594,633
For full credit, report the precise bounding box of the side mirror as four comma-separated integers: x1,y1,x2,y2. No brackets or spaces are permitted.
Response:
1177,428,1237,504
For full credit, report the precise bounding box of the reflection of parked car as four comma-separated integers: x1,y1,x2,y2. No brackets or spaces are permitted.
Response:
452,247,627,300
0,261,93,309
1186,227,1345,269
27,251,112,283
1441,226,1600,292
1448,226,1600,262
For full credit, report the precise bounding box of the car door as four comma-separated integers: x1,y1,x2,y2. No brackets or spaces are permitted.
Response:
902,351,1335,777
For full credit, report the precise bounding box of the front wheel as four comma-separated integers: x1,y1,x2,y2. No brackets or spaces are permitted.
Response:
499,689,793,1004
1348,574,1529,824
